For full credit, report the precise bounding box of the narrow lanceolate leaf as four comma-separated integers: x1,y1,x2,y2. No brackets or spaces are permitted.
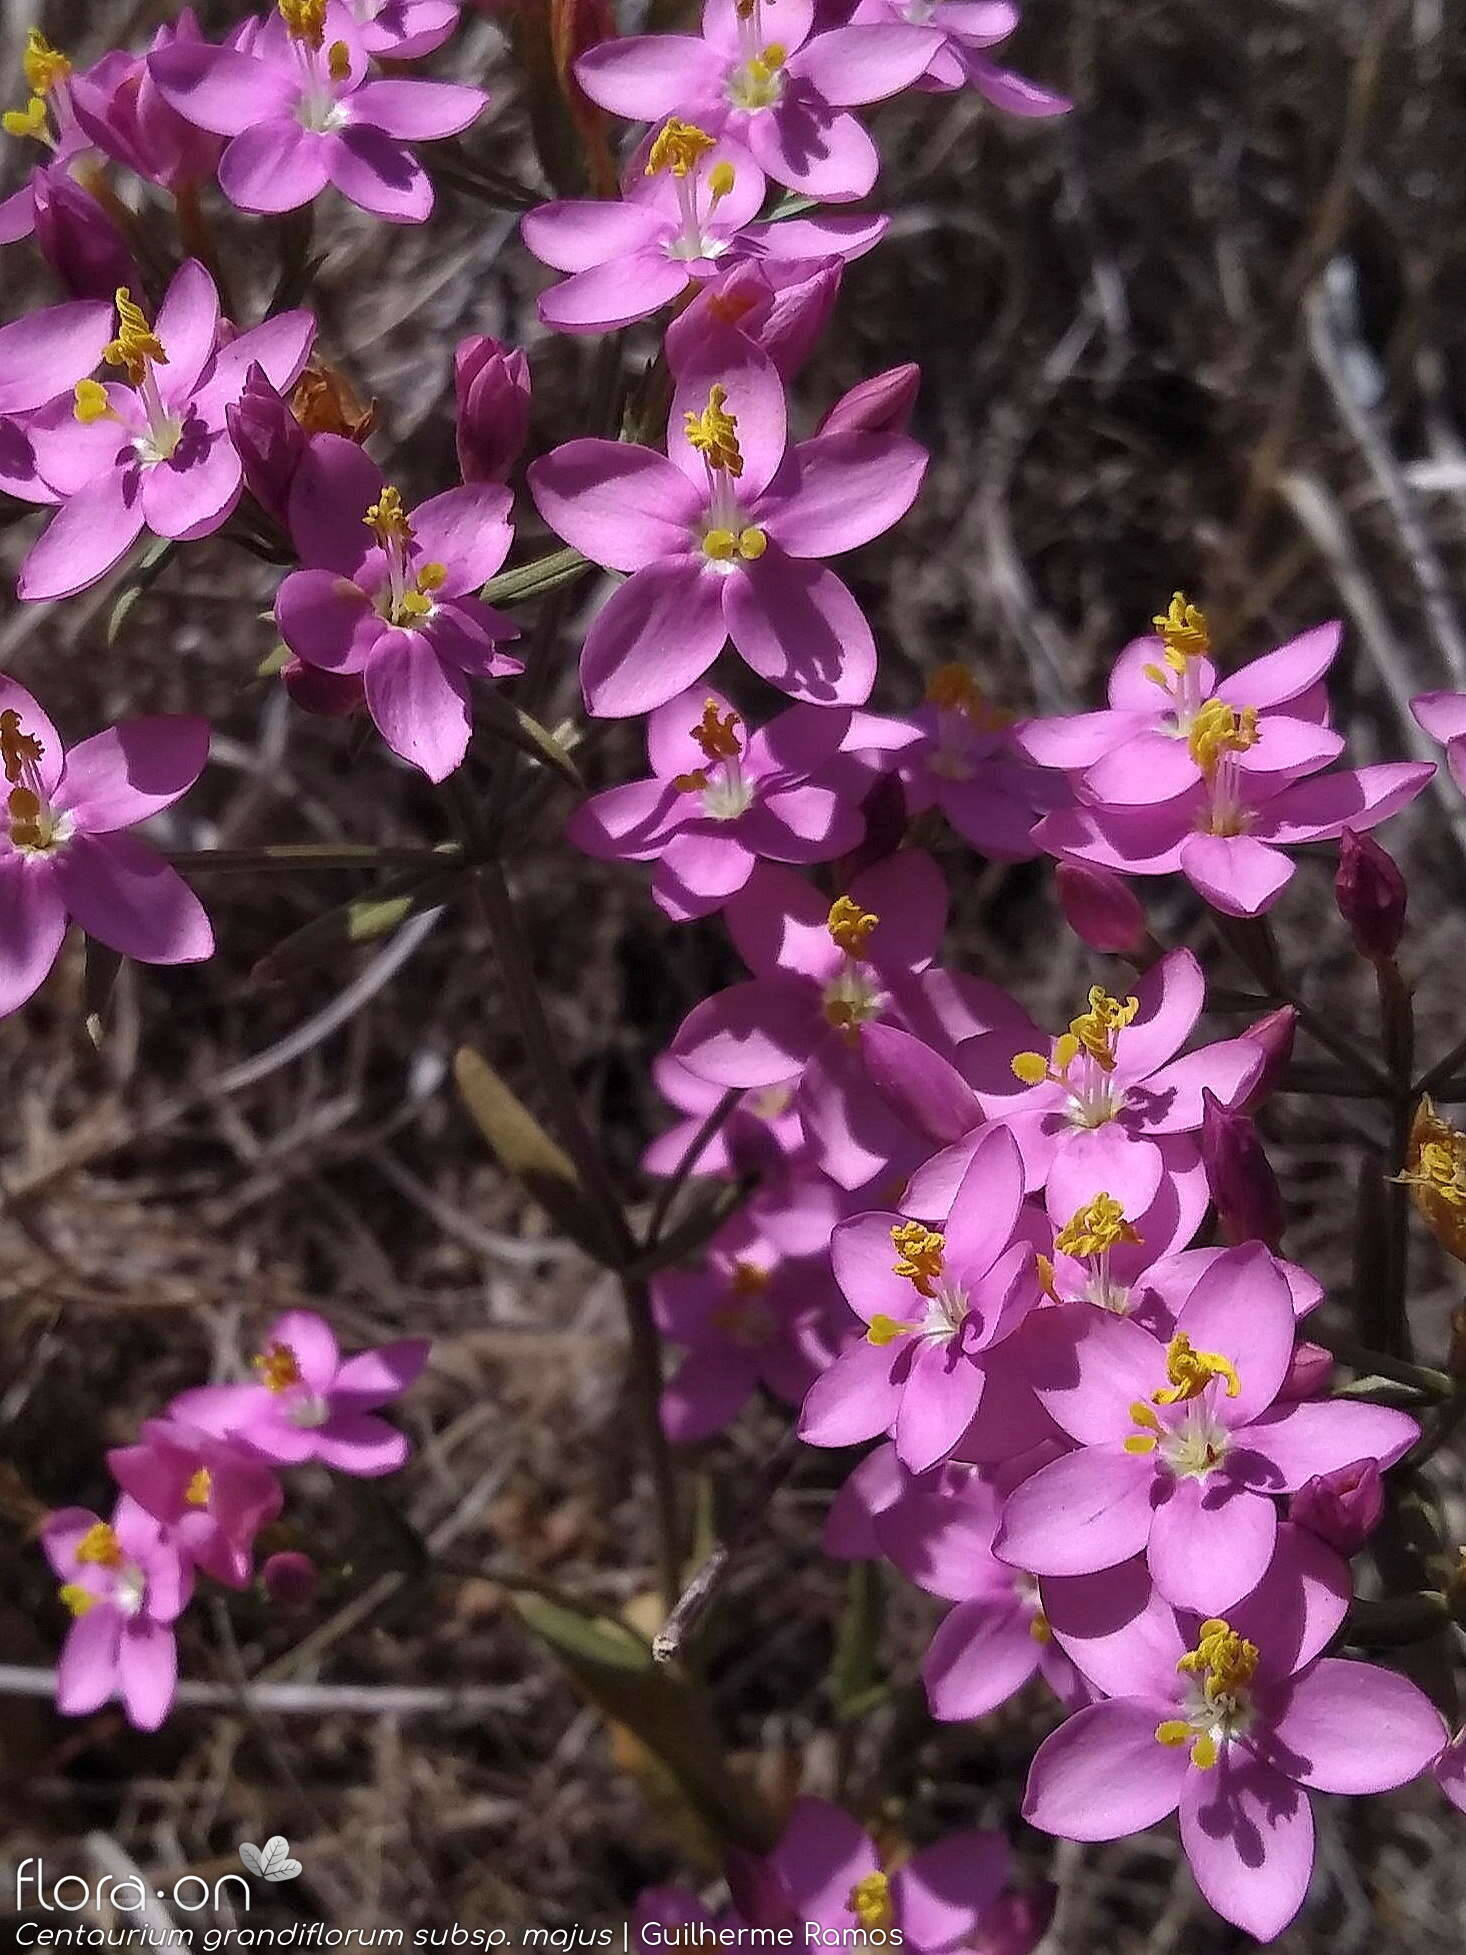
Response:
828,1560,887,1724
107,537,175,645
250,871,461,988
477,690,583,790
513,1594,777,1853
453,1046,612,1260
481,545,590,607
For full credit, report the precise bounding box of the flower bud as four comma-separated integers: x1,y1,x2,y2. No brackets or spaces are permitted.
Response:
1287,1458,1384,1554
1200,1091,1284,1249
1336,826,1407,962
261,1550,319,1608
31,170,136,300
1055,862,1147,954
817,364,920,437
1275,1339,1333,1401
1239,1004,1296,1109
282,656,364,719
454,335,531,483
665,260,843,382
226,363,307,525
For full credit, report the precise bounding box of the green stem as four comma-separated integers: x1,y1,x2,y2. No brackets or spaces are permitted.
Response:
165,844,464,873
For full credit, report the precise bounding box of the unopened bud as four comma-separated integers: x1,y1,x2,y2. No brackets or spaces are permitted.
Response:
1336,826,1407,962
261,1550,319,1608
665,259,843,382
32,171,136,300
817,363,920,437
454,334,531,484
1276,1339,1333,1401
282,655,363,719
1239,1004,1297,1109
1287,1458,1384,1554
1200,1091,1284,1249
1056,862,1147,955
226,363,307,524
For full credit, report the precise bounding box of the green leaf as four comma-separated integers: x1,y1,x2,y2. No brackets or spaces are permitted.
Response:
481,546,590,607
107,538,175,645
250,870,461,989
513,1593,777,1852
763,190,819,222
453,1045,613,1260
828,1559,884,1724
257,642,291,679
477,691,583,789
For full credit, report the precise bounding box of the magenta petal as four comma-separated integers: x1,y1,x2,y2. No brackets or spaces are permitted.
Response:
1218,622,1341,710
924,1597,1038,1720
153,259,221,404
748,98,878,201
861,1022,981,1145
792,24,945,106
1047,1125,1162,1224
760,432,927,557
287,434,382,574
539,252,691,333
57,1605,123,1716
662,1346,755,1443
56,717,209,832
149,41,300,135
798,1337,904,1448
673,976,820,1087
0,857,67,1015
52,833,213,965
1263,1658,1444,1794
522,198,666,272
653,830,754,919
325,125,433,223
530,441,703,573
725,549,876,705
893,1830,1010,1950
0,299,113,415
193,310,316,419
894,1341,985,1472
1025,1302,1166,1445
963,51,1071,116
1180,1752,1313,1943
333,1339,430,1407
19,469,146,601
994,1444,1156,1576
1147,1477,1276,1615
348,78,486,140
581,558,728,718
118,1618,176,1731
746,784,861,861
139,433,243,542
277,568,382,672
408,483,512,594
1134,1039,1263,1132
1024,1699,1189,1841
1179,831,1294,917
1174,1242,1294,1424
363,629,471,780
1236,1399,1417,1491
220,119,331,213
1256,763,1436,843
313,1411,410,1476
767,1796,878,1923
570,779,684,863
668,355,788,501
574,37,725,119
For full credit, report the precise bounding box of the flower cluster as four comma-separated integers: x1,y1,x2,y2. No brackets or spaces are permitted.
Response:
43,1310,426,1729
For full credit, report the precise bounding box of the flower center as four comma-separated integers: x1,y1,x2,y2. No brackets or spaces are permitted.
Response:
684,386,768,566
646,119,737,261
254,1341,303,1393
363,486,447,626
185,1467,213,1508
1012,986,1139,1127
1047,1193,1143,1314
867,1222,970,1345
0,708,70,856
672,699,755,819
1155,1617,1259,1769
1124,1334,1242,1475
821,896,885,1035
727,43,786,112
76,287,186,460
710,1261,776,1345
847,1873,893,1935
281,1,351,127
1187,698,1260,836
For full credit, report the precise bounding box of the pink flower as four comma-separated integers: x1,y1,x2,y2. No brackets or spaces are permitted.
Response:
70,11,224,194
800,1124,1039,1470
167,1308,430,1475
18,261,315,601
276,434,520,780
1026,1553,1444,1942
454,335,531,485
664,257,843,381
524,125,885,332
1412,688,1466,792
902,948,1264,1226
351,0,462,59
670,853,985,1190
108,1420,283,1590
0,31,123,248
995,1246,1418,1613
653,1213,850,1442
0,677,213,1018
847,0,1070,114
42,1496,193,1731
568,687,863,920
575,2,944,202
530,354,925,716
149,0,485,222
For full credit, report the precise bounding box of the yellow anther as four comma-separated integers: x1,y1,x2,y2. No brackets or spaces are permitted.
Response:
684,383,743,477
0,708,44,786
254,1341,303,1394
1029,1609,1052,1644
1035,1254,1059,1303
1011,1051,1050,1086
102,288,167,385
1053,1032,1081,1072
73,378,115,425
672,768,710,794
76,1522,123,1569
690,699,742,763
866,1313,912,1347
3,95,49,141
1190,1731,1219,1770
848,1873,893,1935
1187,699,1259,778
1067,987,1140,1072
730,1261,769,1297
364,484,413,547
1178,1618,1259,1700
891,1219,945,1299
750,42,787,76
23,29,71,97
1055,1194,1141,1261
827,894,879,956
646,117,717,179
279,0,329,48
1397,1101,1466,1264
1123,1399,1163,1455
1154,1718,1191,1749
59,1583,97,1617
737,525,767,560
184,1467,213,1508
7,787,43,850
708,161,736,201
702,527,738,561
327,39,352,82
1152,1332,1241,1406
1151,591,1210,672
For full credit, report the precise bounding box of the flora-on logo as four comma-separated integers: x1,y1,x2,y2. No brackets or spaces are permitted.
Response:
239,1836,303,1882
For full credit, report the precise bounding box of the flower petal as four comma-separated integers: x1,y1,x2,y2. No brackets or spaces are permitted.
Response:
362,628,471,780
219,119,330,214
55,718,209,833
725,549,876,706
1179,1752,1313,1944
581,558,728,718
529,441,703,573
1024,1699,1189,1840
0,857,67,1015
52,832,213,964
